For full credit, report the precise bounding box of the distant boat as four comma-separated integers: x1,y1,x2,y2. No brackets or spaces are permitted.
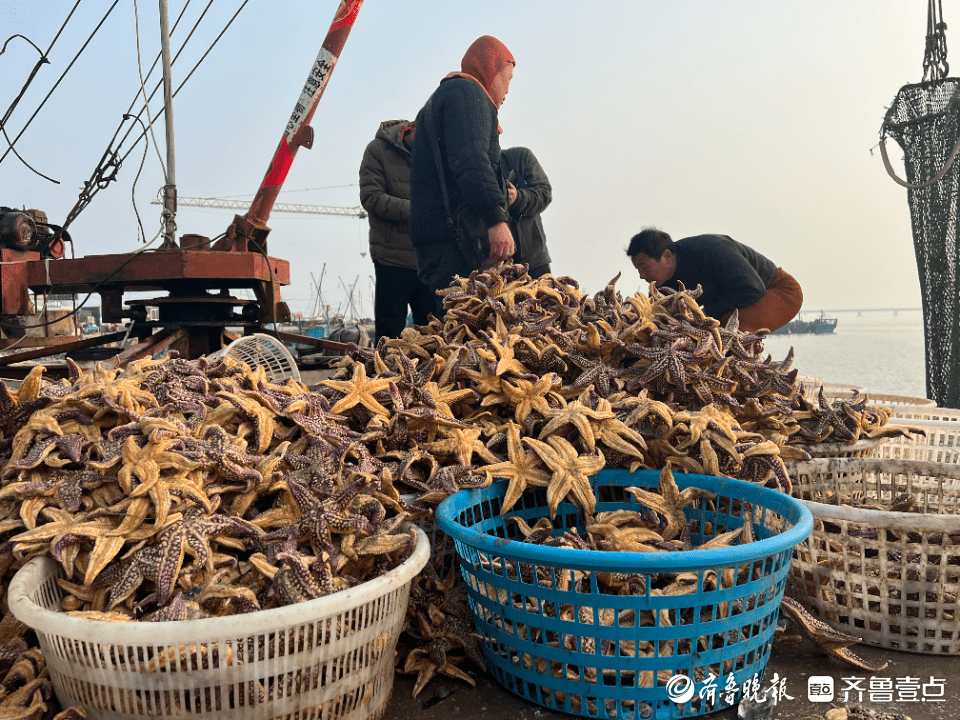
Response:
771,311,837,335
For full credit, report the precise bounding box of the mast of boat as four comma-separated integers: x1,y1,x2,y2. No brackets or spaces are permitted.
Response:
158,0,177,249
310,266,326,322
339,275,360,322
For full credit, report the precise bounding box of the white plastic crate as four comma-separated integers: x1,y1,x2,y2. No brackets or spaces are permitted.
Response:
208,334,301,384
8,528,429,720
788,458,960,655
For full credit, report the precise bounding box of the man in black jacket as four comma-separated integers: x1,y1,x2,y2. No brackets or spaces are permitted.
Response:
502,146,553,278
359,119,435,342
627,228,803,333
409,35,516,315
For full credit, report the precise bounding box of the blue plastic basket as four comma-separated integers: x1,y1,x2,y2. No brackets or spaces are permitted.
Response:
436,469,813,720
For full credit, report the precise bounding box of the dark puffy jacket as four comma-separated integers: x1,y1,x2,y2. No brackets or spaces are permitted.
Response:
359,120,416,269
664,234,777,320
409,77,509,247
501,147,552,270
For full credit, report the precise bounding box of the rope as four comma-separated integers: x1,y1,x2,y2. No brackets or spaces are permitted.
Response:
119,0,251,167
0,0,81,130
924,0,950,83
0,35,49,129
880,0,956,189
879,133,960,189
114,0,208,157
0,125,58,183
132,0,168,178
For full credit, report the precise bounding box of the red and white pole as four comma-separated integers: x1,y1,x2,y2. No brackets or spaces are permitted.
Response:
245,0,364,230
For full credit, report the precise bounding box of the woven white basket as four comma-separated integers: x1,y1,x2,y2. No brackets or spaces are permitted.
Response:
878,419,960,463
8,527,429,720
821,391,937,408
208,333,301,384
887,404,960,422
799,381,866,395
789,436,889,460
788,458,960,655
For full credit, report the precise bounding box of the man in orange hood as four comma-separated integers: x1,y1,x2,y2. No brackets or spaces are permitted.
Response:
409,35,517,316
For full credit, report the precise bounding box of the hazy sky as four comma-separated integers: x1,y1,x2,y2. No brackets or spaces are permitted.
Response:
1,2,936,320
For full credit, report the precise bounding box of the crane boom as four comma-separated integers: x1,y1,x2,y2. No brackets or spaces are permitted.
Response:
152,196,365,217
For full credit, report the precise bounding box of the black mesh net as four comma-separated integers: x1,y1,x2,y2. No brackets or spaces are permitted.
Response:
882,79,960,407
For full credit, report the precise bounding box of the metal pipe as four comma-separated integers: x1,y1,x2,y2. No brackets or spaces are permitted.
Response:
245,0,365,229
158,0,177,248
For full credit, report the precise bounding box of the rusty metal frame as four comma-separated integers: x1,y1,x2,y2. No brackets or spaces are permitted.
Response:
114,328,183,367
0,331,128,366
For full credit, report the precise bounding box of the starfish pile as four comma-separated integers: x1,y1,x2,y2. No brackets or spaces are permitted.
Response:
0,263,919,712
0,612,85,719
396,559,484,697
790,387,906,445
0,357,420,623
328,263,914,519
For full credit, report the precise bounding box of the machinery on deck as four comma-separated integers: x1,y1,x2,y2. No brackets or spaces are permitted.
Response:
0,1,365,379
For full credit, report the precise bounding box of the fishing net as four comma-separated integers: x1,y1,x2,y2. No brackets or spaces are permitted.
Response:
881,79,960,408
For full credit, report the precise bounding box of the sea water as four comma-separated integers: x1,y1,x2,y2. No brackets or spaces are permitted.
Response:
762,309,928,399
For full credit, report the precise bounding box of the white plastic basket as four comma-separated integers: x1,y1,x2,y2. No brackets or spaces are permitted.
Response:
821,391,937,407
208,333,301,384
788,458,960,655
878,419,960,463
8,527,429,720
886,403,960,422
789,436,889,460
799,381,866,395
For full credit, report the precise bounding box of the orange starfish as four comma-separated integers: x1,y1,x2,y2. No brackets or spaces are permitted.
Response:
482,422,553,515
321,361,393,417
522,435,605,517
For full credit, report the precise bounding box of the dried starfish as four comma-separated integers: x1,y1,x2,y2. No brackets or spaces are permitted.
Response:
537,395,613,450
482,421,553,515
498,373,561,424
624,464,717,541
321,361,393,418
779,597,889,672
522,435,605,517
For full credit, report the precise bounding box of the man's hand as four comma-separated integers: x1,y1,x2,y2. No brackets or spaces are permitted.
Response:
507,182,518,205
488,222,514,262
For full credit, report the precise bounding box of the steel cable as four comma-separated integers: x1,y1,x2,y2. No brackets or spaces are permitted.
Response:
0,0,120,167
0,0,81,129
60,0,249,233
119,0,251,167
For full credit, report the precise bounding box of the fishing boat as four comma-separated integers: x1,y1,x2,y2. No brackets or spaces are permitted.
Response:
771,311,838,335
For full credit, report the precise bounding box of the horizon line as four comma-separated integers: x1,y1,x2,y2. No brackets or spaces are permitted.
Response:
799,307,921,313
